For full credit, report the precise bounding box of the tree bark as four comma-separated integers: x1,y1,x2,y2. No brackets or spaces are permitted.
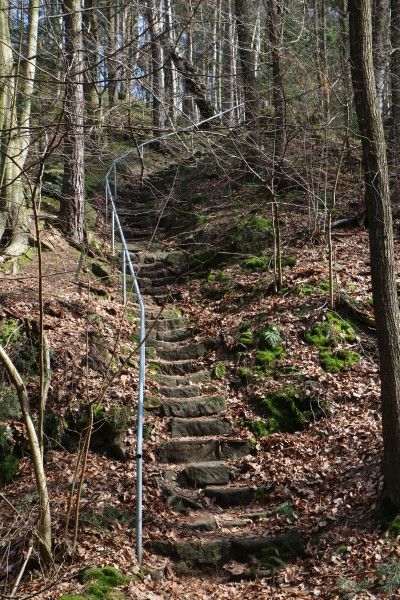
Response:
234,0,259,126
349,0,400,506
146,0,167,138
390,0,400,163
267,0,286,166
0,0,39,257
60,0,86,245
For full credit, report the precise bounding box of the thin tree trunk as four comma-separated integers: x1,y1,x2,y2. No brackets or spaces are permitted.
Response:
349,0,400,507
0,346,52,561
147,0,166,138
267,0,286,168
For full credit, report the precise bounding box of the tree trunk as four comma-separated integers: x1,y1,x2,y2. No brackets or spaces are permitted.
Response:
163,39,214,124
349,0,400,506
0,0,39,257
234,0,259,126
372,0,388,114
390,0,400,163
60,0,86,245
267,0,286,167
146,0,166,138
0,345,52,562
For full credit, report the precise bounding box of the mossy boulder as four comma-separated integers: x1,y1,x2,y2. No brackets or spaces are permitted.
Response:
77,566,130,599
254,386,322,434
64,404,131,459
304,312,360,372
319,349,360,373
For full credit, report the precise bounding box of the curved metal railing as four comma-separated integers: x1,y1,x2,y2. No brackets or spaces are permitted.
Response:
105,104,243,565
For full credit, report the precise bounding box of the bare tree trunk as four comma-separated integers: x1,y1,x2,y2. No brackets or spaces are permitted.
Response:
0,0,39,257
163,39,214,123
349,0,400,507
372,0,388,114
267,0,286,168
146,0,166,139
234,0,259,125
390,0,400,163
60,0,86,245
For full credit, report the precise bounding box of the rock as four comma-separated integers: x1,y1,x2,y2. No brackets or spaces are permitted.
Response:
157,438,251,463
171,417,231,437
204,486,257,506
155,342,205,361
184,462,230,487
162,395,226,418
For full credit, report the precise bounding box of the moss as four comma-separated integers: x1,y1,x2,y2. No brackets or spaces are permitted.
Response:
188,249,226,271
238,330,254,347
244,256,270,271
389,515,400,537
228,215,278,253
255,386,321,434
213,363,226,379
58,596,87,600
319,349,360,373
78,566,130,598
237,366,252,384
257,533,306,572
257,346,286,366
0,385,20,419
246,419,270,439
0,455,19,486
305,312,357,350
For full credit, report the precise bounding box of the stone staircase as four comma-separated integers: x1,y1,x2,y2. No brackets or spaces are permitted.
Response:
117,163,303,571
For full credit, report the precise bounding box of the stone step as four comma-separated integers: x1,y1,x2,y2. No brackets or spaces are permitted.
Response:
153,371,211,386
156,438,253,464
141,285,171,297
183,462,230,487
147,317,189,332
149,359,205,376
204,486,261,507
162,394,226,417
156,383,216,399
139,275,176,287
149,328,194,343
147,532,305,567
171,417,231,438
154,342,205,362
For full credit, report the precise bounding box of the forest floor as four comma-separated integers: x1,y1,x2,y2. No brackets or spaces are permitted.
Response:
1,137,400,599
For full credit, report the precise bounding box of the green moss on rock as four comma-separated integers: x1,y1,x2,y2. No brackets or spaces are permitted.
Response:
238,330,254,347
255,386,320,434
319,349,360,373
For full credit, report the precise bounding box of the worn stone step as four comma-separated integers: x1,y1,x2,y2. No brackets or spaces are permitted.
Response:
162,394,226,417
154,342,205,361
183,462,230,487
147,317,189,332
171,417,231,438
149,359,205,376
154,328,193,343
139,275,176,287
157,383,216,398
141,285,171,297
154,371,211,387
204,486,261,507
147,532,305,567
156,438,253,464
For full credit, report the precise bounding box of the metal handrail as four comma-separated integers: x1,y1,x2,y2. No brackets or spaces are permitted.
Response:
105,103,243,565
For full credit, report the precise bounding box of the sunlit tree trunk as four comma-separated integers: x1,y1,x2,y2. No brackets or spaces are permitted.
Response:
147,0,166,138
349,0,400,507
267,0,286,167
0,0,39,257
